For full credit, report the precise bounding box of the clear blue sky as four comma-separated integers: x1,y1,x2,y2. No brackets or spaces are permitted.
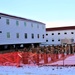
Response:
0,0,75,28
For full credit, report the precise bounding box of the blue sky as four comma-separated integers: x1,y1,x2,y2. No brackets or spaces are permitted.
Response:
0,0,75,28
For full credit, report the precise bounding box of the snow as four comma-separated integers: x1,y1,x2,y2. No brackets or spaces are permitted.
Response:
0,65,75,75
47,54,75,65
0,55,75,75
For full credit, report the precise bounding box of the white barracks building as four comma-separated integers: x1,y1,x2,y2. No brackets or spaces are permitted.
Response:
46,26,75,46
0,13,46,50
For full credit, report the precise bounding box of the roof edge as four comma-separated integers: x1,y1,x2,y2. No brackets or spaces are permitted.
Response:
46,26,75,31
0,12,45,25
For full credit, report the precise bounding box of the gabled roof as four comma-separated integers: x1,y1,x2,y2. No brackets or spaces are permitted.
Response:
46,26,75,31
0,13,45,25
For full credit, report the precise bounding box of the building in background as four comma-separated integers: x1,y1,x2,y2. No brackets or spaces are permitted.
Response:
45,26,75,46
0,13,46,50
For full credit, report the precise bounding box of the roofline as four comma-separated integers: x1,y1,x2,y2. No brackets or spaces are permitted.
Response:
0,12,45,25
46,26,75,31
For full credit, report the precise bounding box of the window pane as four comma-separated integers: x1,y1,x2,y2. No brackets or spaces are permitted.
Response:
42,25,44,29
7,32,10,38
37,24,39,28
6,19,9,25
32,34,34,39
0,31,2,33
46,34,48,36
58,33,60,35
25,33,27,39
58,39,60,41
31,23,33,27
46,40,48,42
16,33,19,38
37,34,39,38
16,21,19,26
71,32,74,34
24,22,26,26
64,32,67,34
52,39,54,42
43,34,44,39
52,33,54,35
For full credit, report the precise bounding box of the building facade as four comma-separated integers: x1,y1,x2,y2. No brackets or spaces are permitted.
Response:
0,13,46,49
46,26,75,46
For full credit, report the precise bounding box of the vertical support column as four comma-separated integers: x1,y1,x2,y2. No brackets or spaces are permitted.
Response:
56,53,58,59
23,52,28,64
69,44,73,54
68,44,70,54
72,46,74,54
44,53,48,64
16,51,23,67
36,53,39,65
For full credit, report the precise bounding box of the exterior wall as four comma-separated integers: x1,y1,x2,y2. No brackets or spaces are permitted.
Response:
46,30,75,45
0,14,46,45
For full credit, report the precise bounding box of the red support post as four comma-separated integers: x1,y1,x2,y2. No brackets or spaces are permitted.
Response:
44,53,48,64
22,52,28,64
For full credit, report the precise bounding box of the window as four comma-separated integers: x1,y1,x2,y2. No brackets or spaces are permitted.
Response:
42,25,44,29
58,33,60,35
25,33,27,39
46,40,48,42
52,39,54,42
37,24,39,28
16,21,19,26
71,39,74,42
32,34,34,39
46,34,48,36
24,22,26,26
16,33,19,38
31,23,33,27
64,32,67,34
71,32,74,34
52,33,54,35
7,32,10,38
58,39,60,41
37,34,39,38
0,31,2,33
6,19,9,25
42,34,44,39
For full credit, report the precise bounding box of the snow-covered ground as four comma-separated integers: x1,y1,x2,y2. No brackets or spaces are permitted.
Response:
0,55,75,75
0,65,75,75
47,54,75,65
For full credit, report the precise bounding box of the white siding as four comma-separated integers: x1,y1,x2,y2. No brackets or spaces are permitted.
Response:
0,15,46,45
46,30,75,45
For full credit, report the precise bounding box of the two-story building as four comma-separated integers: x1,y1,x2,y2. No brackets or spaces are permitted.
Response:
46,26,75,46
0,13,46,50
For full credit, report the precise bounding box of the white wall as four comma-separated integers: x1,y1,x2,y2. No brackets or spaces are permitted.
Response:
46,30,75,45
0,15,46,45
